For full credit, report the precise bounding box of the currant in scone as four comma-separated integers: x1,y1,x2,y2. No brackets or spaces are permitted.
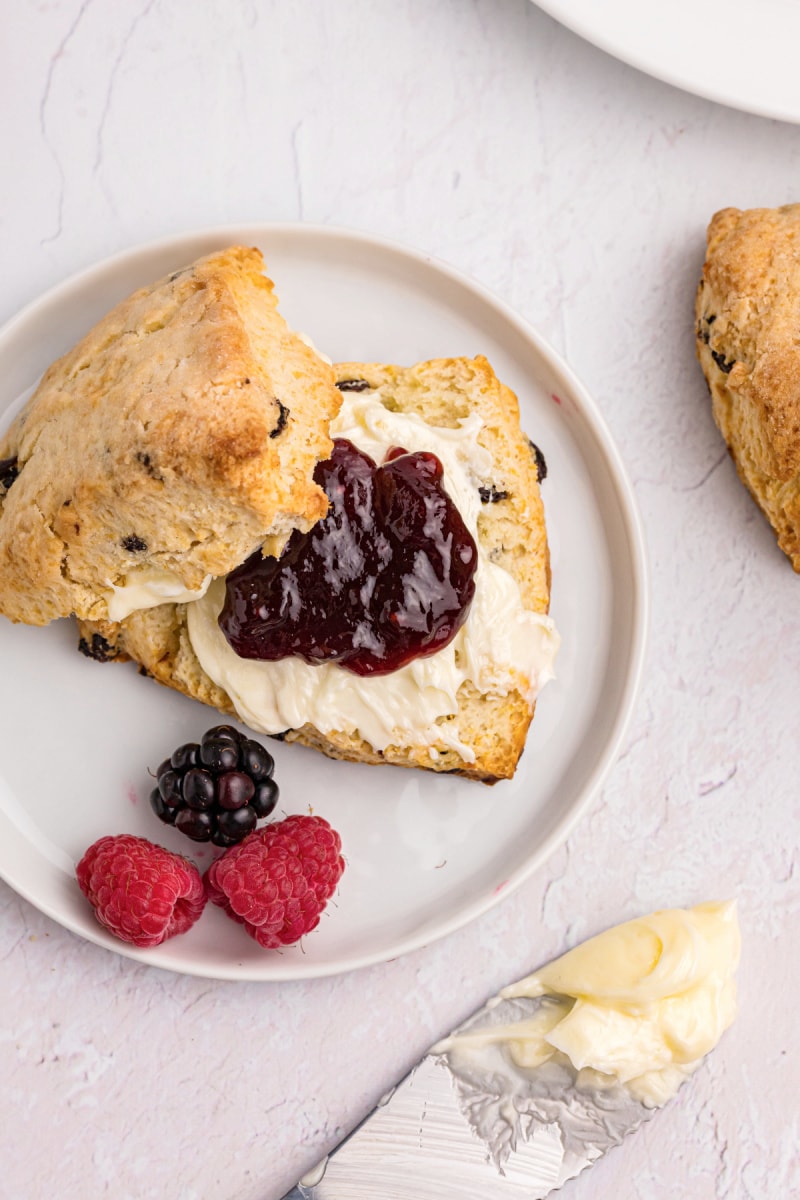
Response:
150,724,279,847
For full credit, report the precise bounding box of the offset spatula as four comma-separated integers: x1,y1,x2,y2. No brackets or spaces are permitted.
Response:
280,991,661,1199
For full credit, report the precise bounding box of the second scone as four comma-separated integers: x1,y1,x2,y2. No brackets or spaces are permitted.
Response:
696,204,800,571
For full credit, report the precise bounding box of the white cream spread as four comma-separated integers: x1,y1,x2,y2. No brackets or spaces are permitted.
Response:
185,393,559,761
435,900,740,1108
104,567,212,622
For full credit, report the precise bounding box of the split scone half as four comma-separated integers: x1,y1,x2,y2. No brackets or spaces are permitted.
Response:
696,204,800,571
0,246,341,625
78,357,559,783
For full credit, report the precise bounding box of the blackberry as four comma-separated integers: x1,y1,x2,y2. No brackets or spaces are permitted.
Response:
149,725,279,846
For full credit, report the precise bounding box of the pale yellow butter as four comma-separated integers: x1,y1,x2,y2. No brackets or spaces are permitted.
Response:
436,901,740,1108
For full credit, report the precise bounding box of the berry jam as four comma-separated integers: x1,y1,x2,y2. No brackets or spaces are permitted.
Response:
219,438,478,676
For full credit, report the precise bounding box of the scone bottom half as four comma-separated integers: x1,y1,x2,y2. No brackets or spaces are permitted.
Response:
696,204,800,572
75,355,556,784
0,245,341,626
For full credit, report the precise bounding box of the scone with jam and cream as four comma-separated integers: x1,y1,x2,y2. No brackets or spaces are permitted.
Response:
78,356,559,783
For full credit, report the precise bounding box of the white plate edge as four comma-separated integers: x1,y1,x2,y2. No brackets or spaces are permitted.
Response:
532,0,800,124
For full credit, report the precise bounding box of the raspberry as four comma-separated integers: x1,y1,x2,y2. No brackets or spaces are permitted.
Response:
150,724,279,847
204,815,345,949
76,834,206,947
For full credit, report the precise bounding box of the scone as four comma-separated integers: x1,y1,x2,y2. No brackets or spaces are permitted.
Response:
78,356,559,783
0,246,341,625
696,204,800,571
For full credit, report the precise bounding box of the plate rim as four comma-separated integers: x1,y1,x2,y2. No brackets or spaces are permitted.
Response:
532,0,800,124
0,222,650,980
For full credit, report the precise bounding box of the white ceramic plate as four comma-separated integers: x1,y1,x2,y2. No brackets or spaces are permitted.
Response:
0,225,647,980
533,0,800,124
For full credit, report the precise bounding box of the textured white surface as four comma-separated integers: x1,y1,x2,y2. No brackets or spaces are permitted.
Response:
2,2,799,1198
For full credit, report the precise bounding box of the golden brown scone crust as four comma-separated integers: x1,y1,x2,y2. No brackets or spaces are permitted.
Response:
0,246,340,624
696,205,800,570
78,356,552,784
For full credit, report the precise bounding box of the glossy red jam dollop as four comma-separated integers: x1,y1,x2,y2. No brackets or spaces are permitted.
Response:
218,438,478,676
